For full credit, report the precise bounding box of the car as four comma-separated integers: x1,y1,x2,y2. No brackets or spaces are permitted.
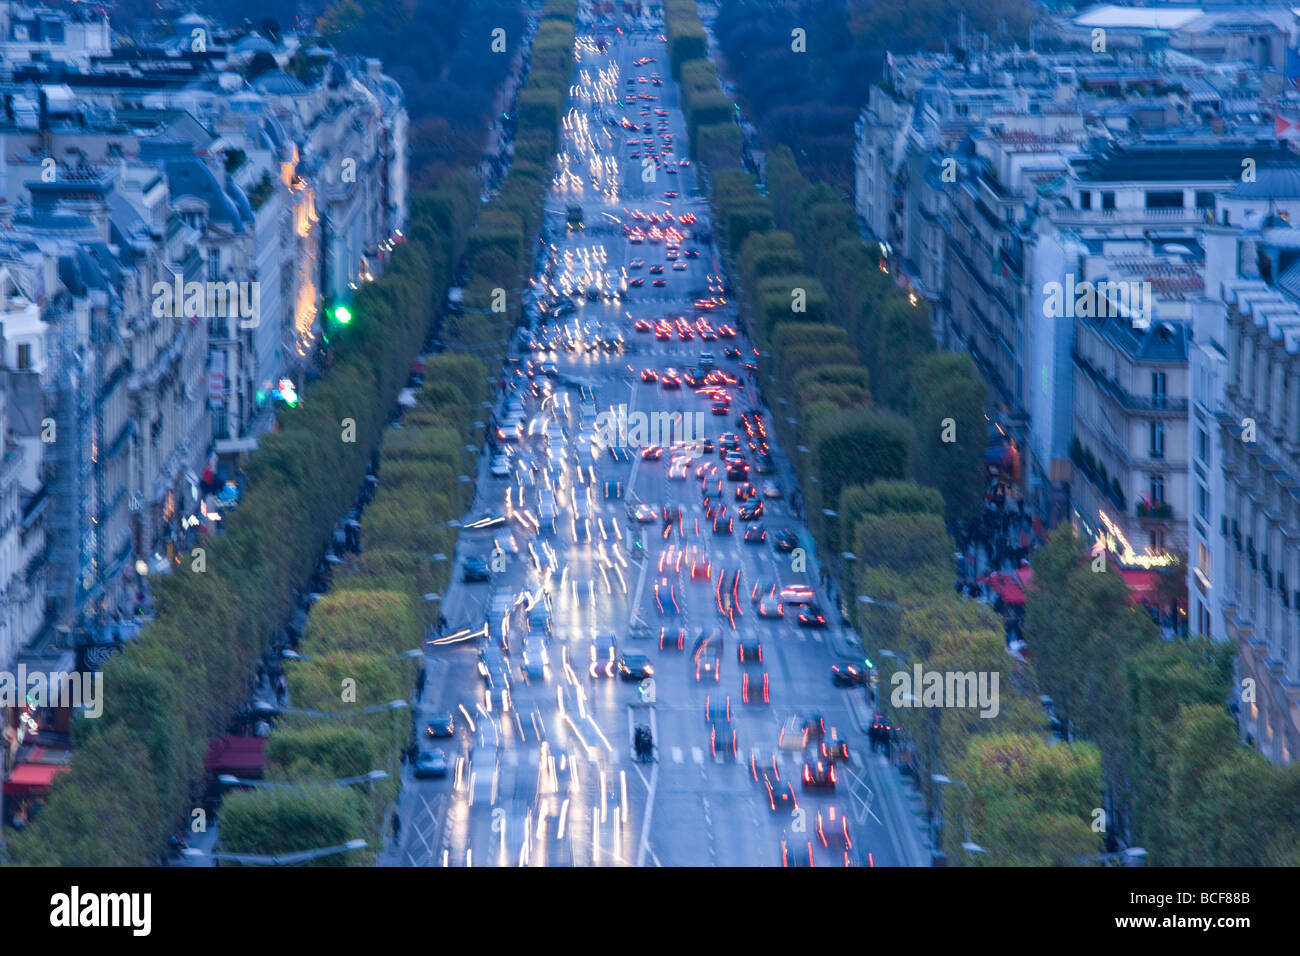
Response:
710,717,739,760
693,628,723,682
424,712,455,739
489,458,511,478
640,368,658,383
527,605,552,636
689,555,712,580
628,503,658,523
633,318,652,331
820,735,851,765
737,637,763,664
816,807,853,850
521,638,550,682
628,277,645,287
762,771,798,814
590,635,618,678
723,346,741,359
673,261,687,270
753,455,775,475
649,264,664,274
618,652,654,681
741,670,770,703
462,556,491,583
761,480,781,499
758,594,783,618
774,529,798,553
743,524,766,544
652,279,666,287
629,258,646,269
654,577,680,616
832,663,871,687
641,444,663,459
704,694,732,723
738,501,764,521
802,760,837,791
782,837,816,867
801,713,827,742
701,439,715,454
661,371,682,389
778,716,806,751
712,514,734,535
414,749,449,779
727,463,750,482
797,604,828,628
658,627,686,651
734,482,756,502
780,584,816,605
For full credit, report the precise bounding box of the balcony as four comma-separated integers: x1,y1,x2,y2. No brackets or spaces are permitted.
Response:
1136,500,1174,520
1072,349,1189,414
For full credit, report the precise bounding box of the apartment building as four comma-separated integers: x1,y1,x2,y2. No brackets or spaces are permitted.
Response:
0,4,406,658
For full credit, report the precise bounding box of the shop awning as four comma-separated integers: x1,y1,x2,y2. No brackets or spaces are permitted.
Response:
204,734,266,774
987,572,1026,605
1119,568,1160,597
4,762,69,796
1016,567,1034,590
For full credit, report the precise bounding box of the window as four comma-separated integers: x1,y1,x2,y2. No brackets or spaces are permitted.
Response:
1151,371,1167,407
1101,191,1115,211
1198,482,1209,520
1145,190,1184,209
1149,475,1165,503
1080,191,1092,210
1195,190,1216,210
16,343,32,370
1198,541,1211,577
1149,422,1165,459
1197,427,1209,464
208,251,220,282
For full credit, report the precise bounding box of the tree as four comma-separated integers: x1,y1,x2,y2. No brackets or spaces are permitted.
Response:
220,785,373,866
909,352,988,527
951,733,1105,866
1024,527,1159,821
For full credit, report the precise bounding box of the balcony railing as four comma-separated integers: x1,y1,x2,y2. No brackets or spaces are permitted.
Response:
1136,500,1173,520
1073,348,1190,413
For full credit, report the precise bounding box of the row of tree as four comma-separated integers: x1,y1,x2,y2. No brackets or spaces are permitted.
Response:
204,0,581,864
219,357,491,864
1024,528,1300,865
9,177,469,866
841,486,1106,865
456,1,579,365
664,1,1104,865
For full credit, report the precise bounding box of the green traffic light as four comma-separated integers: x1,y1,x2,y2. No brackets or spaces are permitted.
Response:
334,305,352,325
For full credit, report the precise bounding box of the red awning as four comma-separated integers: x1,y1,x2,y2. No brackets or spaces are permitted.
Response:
4,762,69,796
1119,569,1160,596
204,735,267,774
988,572,1026,605
1016,567,1034,589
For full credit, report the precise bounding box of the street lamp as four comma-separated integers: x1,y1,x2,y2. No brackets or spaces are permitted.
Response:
181,838,368,866
930,774,969,866
217,770,388,789
283,649,421,663
272,700,409,720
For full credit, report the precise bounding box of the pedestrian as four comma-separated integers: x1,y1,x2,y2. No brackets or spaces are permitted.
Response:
391,811,401,843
